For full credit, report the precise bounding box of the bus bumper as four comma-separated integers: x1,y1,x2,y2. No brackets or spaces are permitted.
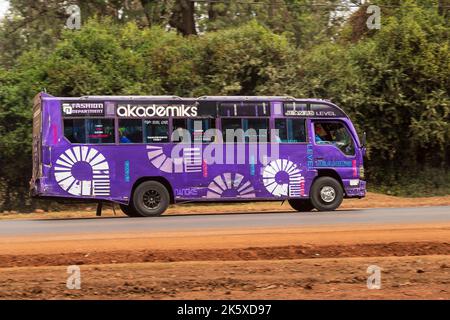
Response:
30,177,47,197
343,179,366,198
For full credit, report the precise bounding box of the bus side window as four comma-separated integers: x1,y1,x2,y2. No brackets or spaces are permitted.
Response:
274,119,288,142
314,122,355,155
86,119,115,144
172,119,188,142
221,118,243,143
274,119,306,143
188,119,216,143
244,118,269,143
290,119,306,142
144,119,169,143
221,118,269,143
64,119,86,143
63,119,114,144
118,119,143,143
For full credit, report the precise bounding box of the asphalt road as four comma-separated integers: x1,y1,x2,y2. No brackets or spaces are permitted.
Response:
0,206,449,237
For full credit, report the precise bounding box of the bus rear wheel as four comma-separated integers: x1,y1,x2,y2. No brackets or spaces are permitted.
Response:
310,177,343,211
288,199,315,212
119,204,140,217
132,181,170,217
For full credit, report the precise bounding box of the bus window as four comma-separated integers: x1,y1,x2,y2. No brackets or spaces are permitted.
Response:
314,122,355,155
144,119,169,143
172,118,188,142
244,118,268,143
119,119,143,143
291,119,306,142
64,119,86,143
274,119,288,142
221,118,269,143
86,119,115,143
221,118,243,143
274,119,306,143
188,119,216,143
219,102,269,117
63,119,114,144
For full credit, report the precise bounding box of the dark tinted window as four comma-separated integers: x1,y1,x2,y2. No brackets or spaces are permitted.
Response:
64,119,86,143
172,118,188,142
144,119,169,143
220,102,269,117
221,118,269,143
274,119,288,142
119,119,143,143
188,118,216,143
274,119,306,143
64,119,114,144
86,119,115,143
245,118,269,142
221,118,243,142
291,119,307,142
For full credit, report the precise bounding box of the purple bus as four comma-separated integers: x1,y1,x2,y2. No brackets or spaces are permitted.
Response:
30,92,366,217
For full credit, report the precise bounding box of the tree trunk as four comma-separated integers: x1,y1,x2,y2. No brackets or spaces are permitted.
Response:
208,0,218,21
438,0,449,17
170,0,197,36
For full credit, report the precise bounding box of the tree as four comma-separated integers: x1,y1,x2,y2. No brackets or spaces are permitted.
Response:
170,0,197,35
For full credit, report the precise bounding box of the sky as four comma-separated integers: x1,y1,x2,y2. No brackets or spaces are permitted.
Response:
0,0,9,18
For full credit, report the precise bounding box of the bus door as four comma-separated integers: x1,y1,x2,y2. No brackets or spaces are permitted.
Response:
310,120,358,179
271,118,310,197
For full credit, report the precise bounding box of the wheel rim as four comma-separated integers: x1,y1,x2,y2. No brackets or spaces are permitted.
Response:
320,186,336,203
142,189,161,209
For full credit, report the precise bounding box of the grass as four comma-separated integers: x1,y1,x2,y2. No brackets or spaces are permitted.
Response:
369,168,450,197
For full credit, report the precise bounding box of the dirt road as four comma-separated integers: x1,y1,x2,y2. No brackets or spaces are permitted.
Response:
0,205,449,299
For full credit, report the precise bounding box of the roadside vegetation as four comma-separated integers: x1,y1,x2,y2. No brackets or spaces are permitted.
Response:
0,0,449,211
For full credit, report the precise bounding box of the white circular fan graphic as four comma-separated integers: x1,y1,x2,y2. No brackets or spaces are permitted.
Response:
207,173,256,198
263,159,305,197
54,146,110,196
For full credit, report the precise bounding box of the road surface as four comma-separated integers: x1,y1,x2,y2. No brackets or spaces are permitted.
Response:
0,206,449,237
1,205,449,300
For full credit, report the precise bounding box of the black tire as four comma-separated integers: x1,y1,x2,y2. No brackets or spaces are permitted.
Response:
310,177,343,211
132,181,170,217
288,199,315,212
119,204,140,217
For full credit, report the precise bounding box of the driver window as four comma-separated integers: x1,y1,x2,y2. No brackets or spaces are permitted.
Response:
314,122,355,156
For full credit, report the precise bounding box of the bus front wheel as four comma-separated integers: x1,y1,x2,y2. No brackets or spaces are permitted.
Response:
310,177,343,211
133,181,170,217
288,199,315,212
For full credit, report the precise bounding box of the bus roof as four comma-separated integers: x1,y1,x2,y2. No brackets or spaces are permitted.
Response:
38,92,348,118
41,93,331,104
